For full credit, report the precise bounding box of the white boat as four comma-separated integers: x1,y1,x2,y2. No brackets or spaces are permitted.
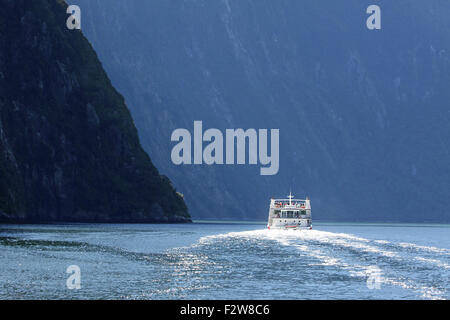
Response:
267,192,312,230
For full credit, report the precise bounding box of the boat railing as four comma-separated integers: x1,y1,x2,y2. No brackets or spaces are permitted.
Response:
273,214,311,218
273,203,307,209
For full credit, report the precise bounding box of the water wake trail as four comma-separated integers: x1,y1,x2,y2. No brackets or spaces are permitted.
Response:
197,229,448,299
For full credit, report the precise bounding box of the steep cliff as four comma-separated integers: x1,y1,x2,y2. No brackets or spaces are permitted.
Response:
0,0,190,223
75,0,450,222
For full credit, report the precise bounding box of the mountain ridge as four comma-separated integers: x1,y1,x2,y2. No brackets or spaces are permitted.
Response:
0,0,190,223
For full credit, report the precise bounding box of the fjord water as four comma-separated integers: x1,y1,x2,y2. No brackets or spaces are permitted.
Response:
0,223,448,300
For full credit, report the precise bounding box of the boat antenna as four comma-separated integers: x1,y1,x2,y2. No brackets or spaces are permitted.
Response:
288,191,294,205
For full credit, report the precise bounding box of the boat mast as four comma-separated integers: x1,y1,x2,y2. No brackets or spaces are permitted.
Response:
288,191,294,206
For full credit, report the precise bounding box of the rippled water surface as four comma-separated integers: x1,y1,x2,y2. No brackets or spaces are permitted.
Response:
0,222,449,299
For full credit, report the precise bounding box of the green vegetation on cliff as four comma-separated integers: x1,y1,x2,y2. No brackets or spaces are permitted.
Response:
0,0,190,222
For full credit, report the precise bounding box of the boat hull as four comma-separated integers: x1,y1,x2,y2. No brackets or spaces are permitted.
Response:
267,196,312,230
268,225,312,230
267,219,312,230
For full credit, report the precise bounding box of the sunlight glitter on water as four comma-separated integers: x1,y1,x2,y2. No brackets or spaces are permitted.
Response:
0,223,448,300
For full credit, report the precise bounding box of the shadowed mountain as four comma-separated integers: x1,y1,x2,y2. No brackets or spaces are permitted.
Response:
0,0,190,223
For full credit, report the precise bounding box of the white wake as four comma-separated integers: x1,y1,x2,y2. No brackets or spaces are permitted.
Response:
198,229,448,299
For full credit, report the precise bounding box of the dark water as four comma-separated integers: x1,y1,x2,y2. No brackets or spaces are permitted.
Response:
0,223,449,299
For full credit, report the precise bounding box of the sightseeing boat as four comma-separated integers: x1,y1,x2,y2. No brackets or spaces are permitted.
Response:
267,192,312,230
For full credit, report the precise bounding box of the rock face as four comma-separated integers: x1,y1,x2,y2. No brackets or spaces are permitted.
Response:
0,0,190,223
74,0,450,222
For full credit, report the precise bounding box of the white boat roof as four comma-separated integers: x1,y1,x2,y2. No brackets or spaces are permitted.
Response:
274,198,307,201
272,192,308,202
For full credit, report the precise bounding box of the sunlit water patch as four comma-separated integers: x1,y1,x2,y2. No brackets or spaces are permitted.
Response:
0,223,448,299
